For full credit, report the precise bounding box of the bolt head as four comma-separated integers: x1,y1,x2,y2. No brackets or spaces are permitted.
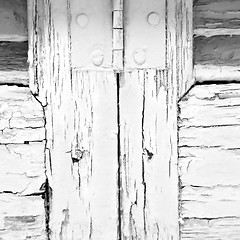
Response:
147,12,160,26
91,50,104,66
76,14,89,28
133,49,146,66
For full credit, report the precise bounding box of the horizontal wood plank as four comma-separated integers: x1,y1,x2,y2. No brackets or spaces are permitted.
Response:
0,142,45,195
181,217,240,240
194,0,240,36
0,41,28,71
194,36,240,66
0,85,45,143
0,194,46,240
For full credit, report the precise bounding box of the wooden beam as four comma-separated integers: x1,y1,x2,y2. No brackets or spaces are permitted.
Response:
28,1,119,239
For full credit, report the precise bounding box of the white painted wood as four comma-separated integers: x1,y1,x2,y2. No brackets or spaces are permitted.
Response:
119,70,179,239
124,0,166,69
194,0,240,35
181,218,240,240
195,64,240,82
0,0,27,41
179,84,240,239
71,70,118,240
0,194,46,240
29,1,119,239
0,142,45,195
177,0,194,98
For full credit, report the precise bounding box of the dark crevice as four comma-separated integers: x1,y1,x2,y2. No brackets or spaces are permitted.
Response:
0,82,28,87
42,178,52,240
116,72,122,240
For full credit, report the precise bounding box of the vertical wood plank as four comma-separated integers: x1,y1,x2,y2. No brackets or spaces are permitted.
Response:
177,0,193,98
28,1,119,239
71,70,118,240
119,69,179,239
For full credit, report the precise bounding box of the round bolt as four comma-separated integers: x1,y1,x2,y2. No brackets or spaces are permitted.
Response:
133,49,146,66
147,12,160,26
91,50,104,66
76,14,89,28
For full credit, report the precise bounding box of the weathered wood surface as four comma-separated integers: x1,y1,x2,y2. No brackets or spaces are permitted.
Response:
193,0,240,82
0,42,28,86
0,86,45,143
29,1,119,239
0,85,46,239
119,70,179,239
179,83,240,239
194,36,240,66
0,0,27,41
0,194,46,240
194,0,240,36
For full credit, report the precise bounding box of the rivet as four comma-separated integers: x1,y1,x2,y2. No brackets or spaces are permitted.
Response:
76,14,89,28
91,50,104,66
133,49,146,66
147,12,160,26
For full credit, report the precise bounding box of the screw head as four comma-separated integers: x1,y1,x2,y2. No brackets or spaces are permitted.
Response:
76,14,89,28
147,12,160,26
133,49,146,66
91,50,104,66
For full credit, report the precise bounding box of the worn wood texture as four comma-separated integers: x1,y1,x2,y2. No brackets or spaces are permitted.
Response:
28,0,193,239
0,194,46,240
194,36,240,66
119,70,179,239
0,42,28,86
194,0,240,36
177,0,194,98
0,85,46,239
0,0,27,41
119,0,192,238
179,83,240,239
29,1,118,239
193,0,240,82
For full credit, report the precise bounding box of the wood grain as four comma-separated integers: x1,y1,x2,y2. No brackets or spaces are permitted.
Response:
179,83,240,239
0,194,46,240
194,0,240,36
194,36,240,66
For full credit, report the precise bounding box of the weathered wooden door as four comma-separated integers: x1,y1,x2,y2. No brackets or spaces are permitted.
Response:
27,0,192,239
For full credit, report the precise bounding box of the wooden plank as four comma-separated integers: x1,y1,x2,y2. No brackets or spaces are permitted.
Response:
194,35,240,66
0,194,46,240
29,1,118,239
181,218,240,240
194,65,240,82
0,0,27,41
179,148,240,187
177,0,194,98
119,72,178,238
194,0,240,36
0,142,45,195
181,186,240,218
0,86,45,143
179,83,240,127
0,42,28,71
179,83,240,239
71,70,118,239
